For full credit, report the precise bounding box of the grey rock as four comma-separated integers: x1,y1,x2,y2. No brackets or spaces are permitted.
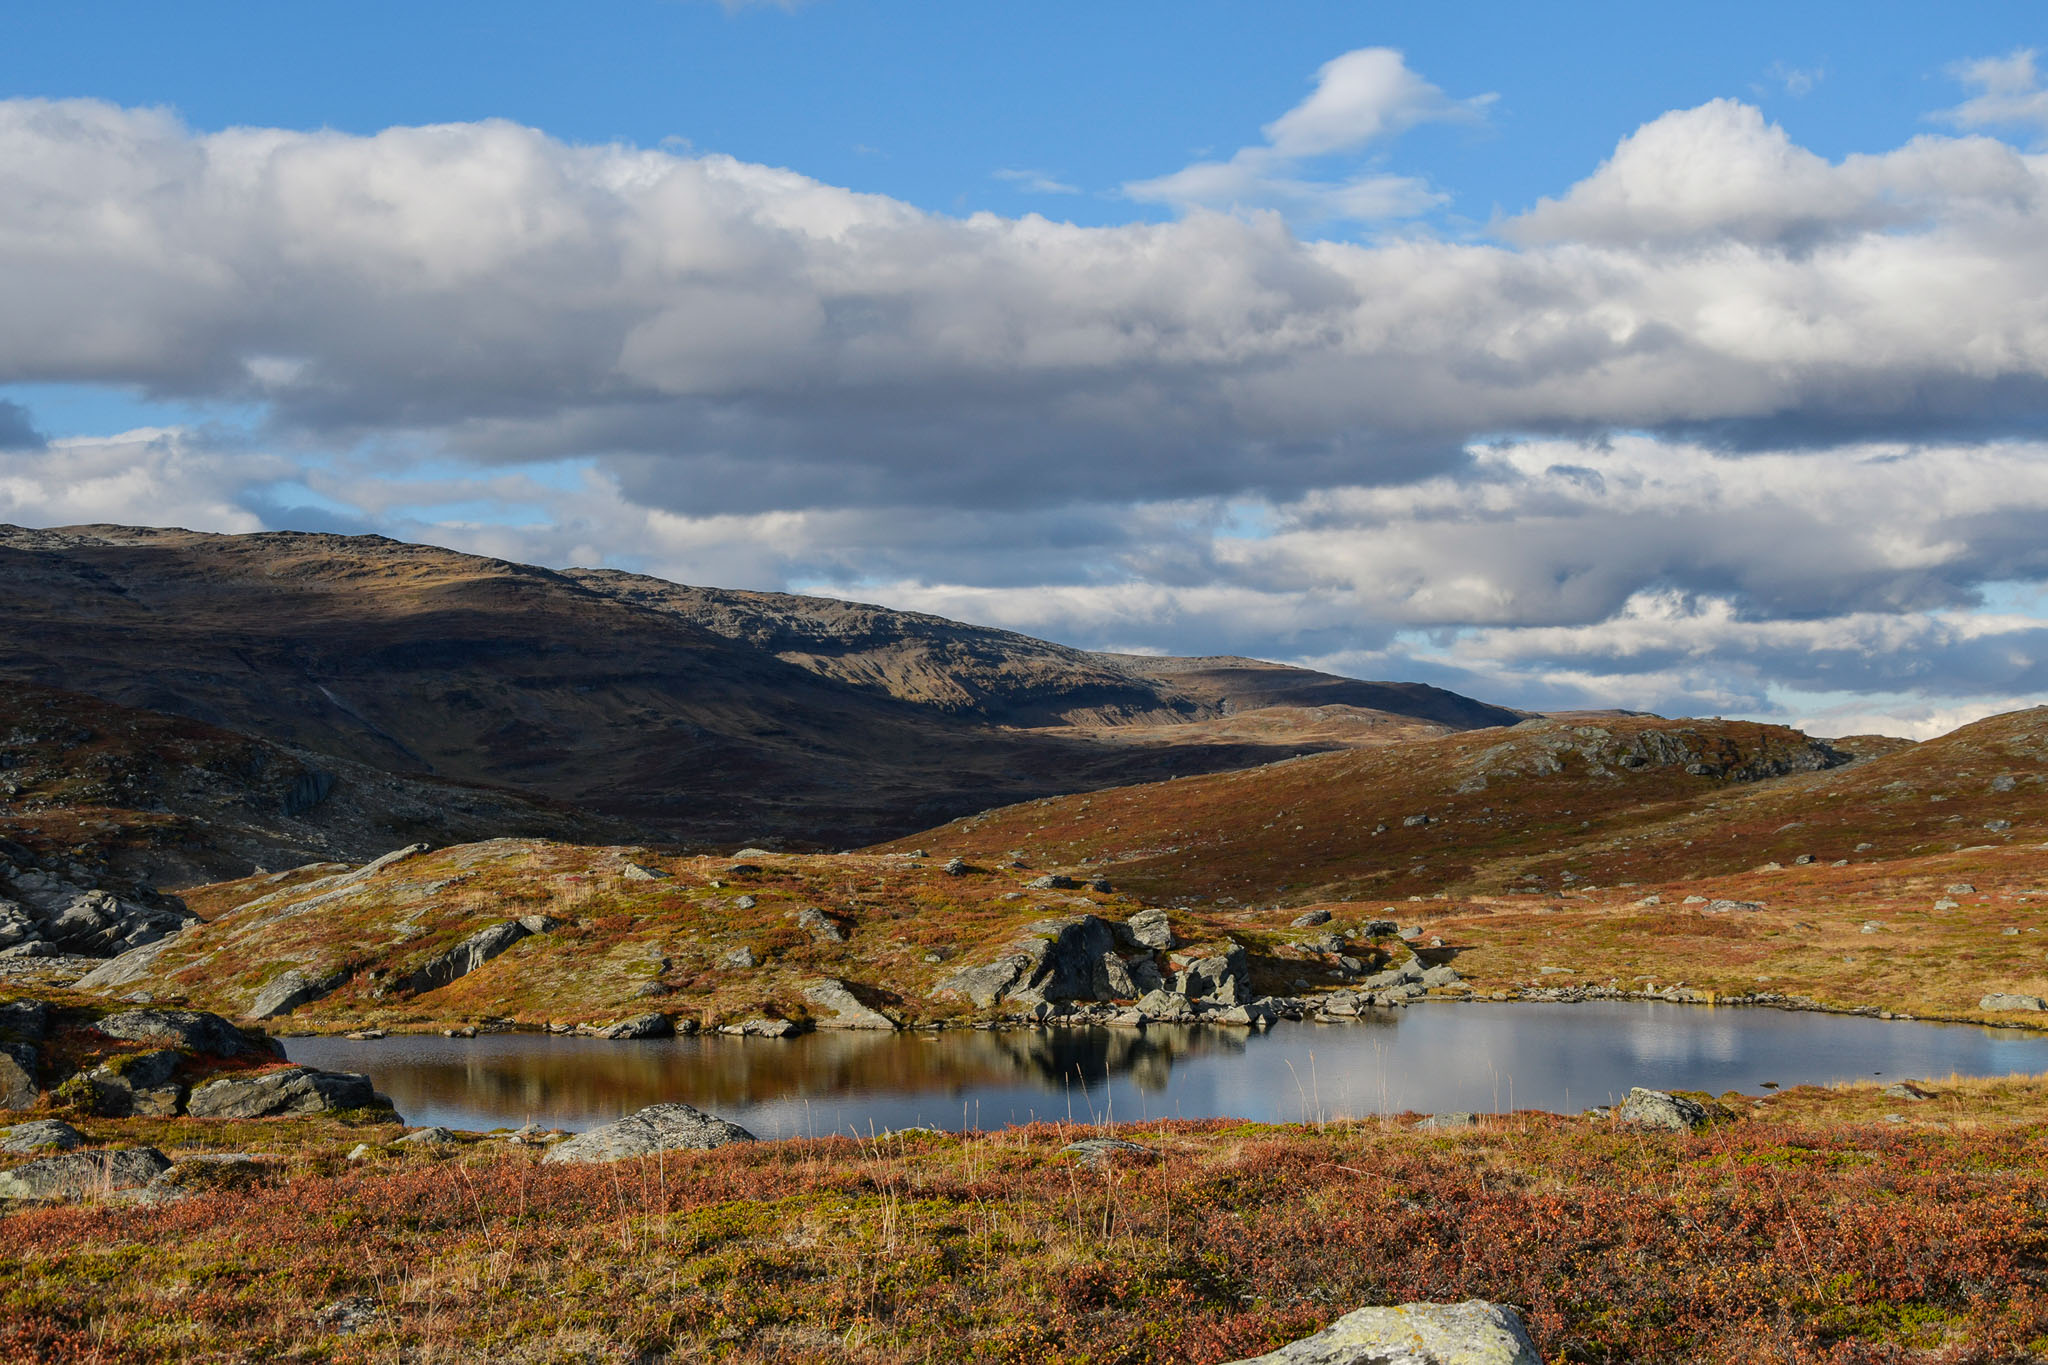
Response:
733,894,758,910
1136,988,1192,1020
1222,1299,1542,1365
0,1147,171,1201
935,955,1030,1008
516,914,560,936
795,906,847,943
597,1012,674,1040
1025,874,1080,890
1292,910,1333,928
804,979,898,1030
1414,1112,1477,1131
1093,952,1139,1001
96,1008,266,1058
1419,965,1463,989
406,920,531,993
720,946,758,969
71,936,179,991
85,1049,183,1116
541,1102,756,1164
1617,1087,1709,1131
621,862,668,881
186,1066,385,1119
1364,920,1399,937
1882,1081,1935,1101
1402,814,1433,828
1058,1137,1159,1167
316,1295,382,1335
943,858,969,877
1174,944,1250,1005
1127,955,1166,995
0,1119,83,1153
0,1042,36,1109
1124,907,1176,950
22,884,196,957
0,999,48,1042
723,1017,799,1038
248,967,346,1020
1981,992,2046,1012
398,1126,458,1144
0,899,40,952
141,1153,272,1204
1946,883,1977,895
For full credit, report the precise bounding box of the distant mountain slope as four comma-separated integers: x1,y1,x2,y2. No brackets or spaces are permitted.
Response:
883,708,2047,907
0,525,1522,849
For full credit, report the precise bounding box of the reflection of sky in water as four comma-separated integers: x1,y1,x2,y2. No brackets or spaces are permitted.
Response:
285,1003,2048,1136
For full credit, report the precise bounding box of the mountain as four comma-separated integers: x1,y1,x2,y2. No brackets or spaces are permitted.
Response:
0,524,1522,858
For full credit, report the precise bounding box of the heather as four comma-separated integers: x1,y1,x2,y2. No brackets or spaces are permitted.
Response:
3,1080,2046,1363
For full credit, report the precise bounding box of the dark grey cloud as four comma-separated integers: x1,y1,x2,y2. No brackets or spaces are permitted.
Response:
0,400,44,450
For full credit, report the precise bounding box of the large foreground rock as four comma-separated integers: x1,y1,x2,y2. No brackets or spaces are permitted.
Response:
0,1147,171,1202
95,1008,269,1058
186,1066,385,1119
1224,1300,1542,1365
542,1103,756,1164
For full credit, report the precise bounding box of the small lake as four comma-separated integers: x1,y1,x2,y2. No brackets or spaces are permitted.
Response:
285,1002,2048,1137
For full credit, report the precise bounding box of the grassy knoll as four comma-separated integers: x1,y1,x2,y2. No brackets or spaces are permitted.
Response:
2,1081,2044,1363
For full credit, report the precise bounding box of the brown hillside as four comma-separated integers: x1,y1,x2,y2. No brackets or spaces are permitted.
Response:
0,525,1516,850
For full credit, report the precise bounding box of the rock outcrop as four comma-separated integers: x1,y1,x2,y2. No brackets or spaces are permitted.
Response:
407,919,546,994
1617,1087,1709,1132
541,1103,756,1164
1980,992,2046,1012
1223,1299,1543,1365
248,967,348,1020
185,1066,386,1119
0,1147,172,1202
0,1119,84,1153
0,1042,36,1109
94,1008,271,1058
804,979,898,1030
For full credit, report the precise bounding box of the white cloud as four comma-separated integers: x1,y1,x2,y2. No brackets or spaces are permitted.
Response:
1936,49,2048,141
1124,47,1487,225
3,86,2048,737
993,168,1080,195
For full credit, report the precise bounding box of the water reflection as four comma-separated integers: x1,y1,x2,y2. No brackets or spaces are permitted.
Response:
284,1003,2048,1138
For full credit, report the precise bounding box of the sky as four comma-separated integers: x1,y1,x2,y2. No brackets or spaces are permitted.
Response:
2,0,2047,738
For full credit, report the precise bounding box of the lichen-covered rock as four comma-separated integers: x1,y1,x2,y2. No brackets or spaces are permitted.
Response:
795,906,847,943
803,979,897,1030
1223,1299,1543,1364
86,1048,184,1117
1123,907,1176,950
541,1103,756,1164
186,1066,386,1119
1980,992,2046,1012
0,1146,171,1201
0,1118,83,1153
0,1041,36,1109
95,1008,270,1058
1617,1087,1709,1131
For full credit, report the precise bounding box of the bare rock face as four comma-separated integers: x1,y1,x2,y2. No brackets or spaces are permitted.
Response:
0,1147,172,1202
541,1103,756,1164
0,1119,85,1153
803,979,898,1030
247,967,347,1020
186,1066,386,1119
406,920,537,994
1222,1300,1543,1365
1981,992,2046,1012
596,1012,675,1040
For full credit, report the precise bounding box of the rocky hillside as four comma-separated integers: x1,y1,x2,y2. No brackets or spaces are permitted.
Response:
0,525,1520,849
0,682,633,892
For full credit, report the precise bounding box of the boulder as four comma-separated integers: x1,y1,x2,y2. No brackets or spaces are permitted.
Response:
248,967,346,1020
1616,1087,1709,1132
398,1126,458,1144
407,921,532,994
1174,945,1251,1005
1136,989,1192,1021
1222,1299,1542,1365
186,1066,386,1119
795,906,848,943
939,915,1121,1009
85,1049,183,1117
0,999,50,1041
0,1147,171,1202
1025,874,1080,891
720,946,758,969
1419,965,1464,989
1093,952,1139,1001
596,1012,674,1040
141,1153,272,1204
1292,910,1333,928
1364,920,1399,937
541,1102,756,1164
722,1017,799,1038
937,956,1030,1008
0,1042,36,1109
0,899,41,952
1883,1081,1935,1101
803,979,898,1030
1058,1137,1159,1167
1123,908,1176,951
95,1008,267,1058
621,863,668,881
0,1118,83,1153
1981,992,2046,1012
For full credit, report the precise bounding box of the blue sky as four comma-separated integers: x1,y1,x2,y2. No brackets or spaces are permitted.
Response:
2,1,2046,736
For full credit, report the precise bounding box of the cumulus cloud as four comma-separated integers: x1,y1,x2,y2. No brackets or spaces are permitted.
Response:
1124,48,1485,224
2,81,2047,736
1936,49,2048,141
